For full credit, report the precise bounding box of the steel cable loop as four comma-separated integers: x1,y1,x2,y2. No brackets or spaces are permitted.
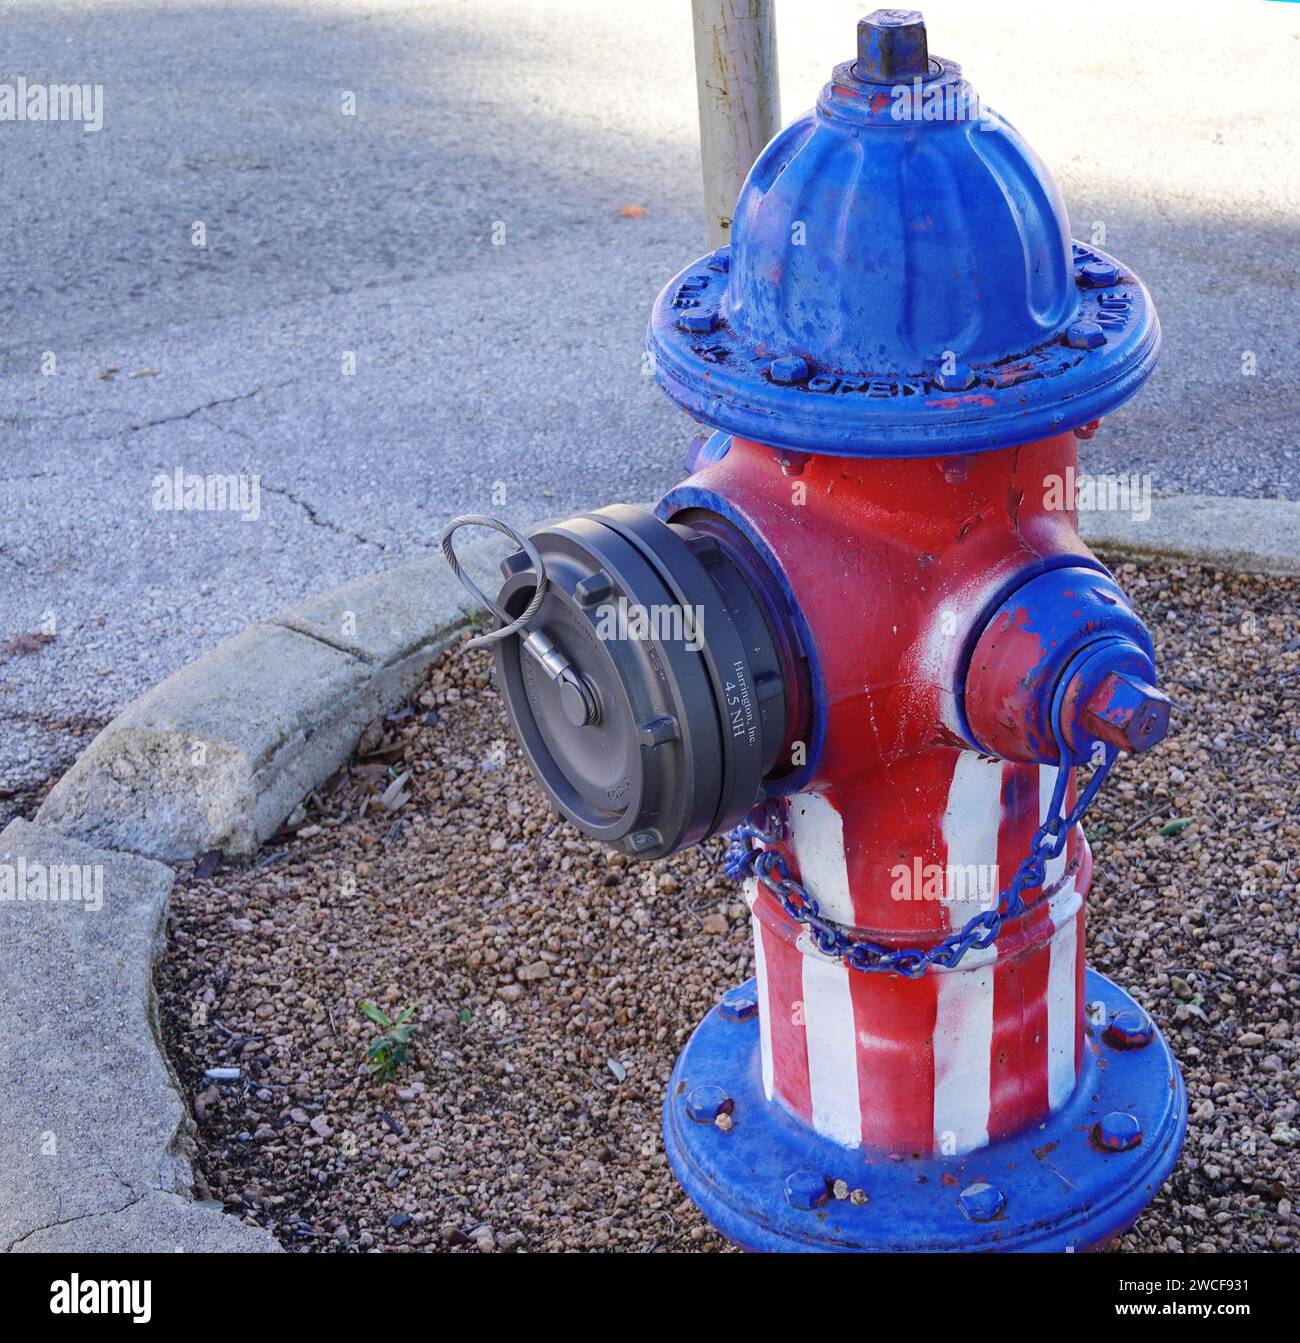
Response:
440,515,549,649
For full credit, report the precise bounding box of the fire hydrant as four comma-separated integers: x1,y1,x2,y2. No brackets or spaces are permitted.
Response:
443,10,1186,1252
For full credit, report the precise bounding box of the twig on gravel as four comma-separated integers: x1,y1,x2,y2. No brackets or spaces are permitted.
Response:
1125,803,1166,837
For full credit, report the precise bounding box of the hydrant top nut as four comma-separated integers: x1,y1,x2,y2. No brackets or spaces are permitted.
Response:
856,9,932,83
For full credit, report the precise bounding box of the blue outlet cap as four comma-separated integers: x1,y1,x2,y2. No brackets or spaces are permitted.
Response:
648,14,1159,458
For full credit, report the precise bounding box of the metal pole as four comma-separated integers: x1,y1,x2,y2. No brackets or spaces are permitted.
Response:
691,0,780,251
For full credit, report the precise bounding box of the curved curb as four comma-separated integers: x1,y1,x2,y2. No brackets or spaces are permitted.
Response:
35,551,489,864
0,818,280,1253
2,545,505,1253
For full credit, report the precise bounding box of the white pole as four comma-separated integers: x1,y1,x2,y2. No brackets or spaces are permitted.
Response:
691,0,780,251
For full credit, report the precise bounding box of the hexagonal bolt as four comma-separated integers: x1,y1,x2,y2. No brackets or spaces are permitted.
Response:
718,983,760,1021
1078,259,1120,288
1063,321,1106,350
1080,671,1172,755
708,247,731,273
685,1085,734,1123
677,308,719,333
935,361,976,391
958,1181,1006,1223
769,355,810,385
1104,1009,1155,1051
857,9,929,81
1092,1111,1143,1153
773,448,811,477
784,1169,830,1210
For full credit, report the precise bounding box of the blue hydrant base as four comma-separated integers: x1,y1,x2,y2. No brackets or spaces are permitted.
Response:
663,968,1186,1252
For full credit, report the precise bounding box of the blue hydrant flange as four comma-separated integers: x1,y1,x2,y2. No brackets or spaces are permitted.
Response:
664,968,1187,1252
648,33,1159,458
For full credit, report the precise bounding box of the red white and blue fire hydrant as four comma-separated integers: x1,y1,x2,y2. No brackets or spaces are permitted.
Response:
443,10,1187,1252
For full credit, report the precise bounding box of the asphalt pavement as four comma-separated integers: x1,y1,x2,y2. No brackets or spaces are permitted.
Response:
2,0,1298,797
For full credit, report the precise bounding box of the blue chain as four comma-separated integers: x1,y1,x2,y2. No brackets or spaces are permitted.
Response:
724,744,1116,980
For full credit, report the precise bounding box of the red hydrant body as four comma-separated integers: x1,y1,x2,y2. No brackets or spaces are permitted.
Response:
663,434,1095,1154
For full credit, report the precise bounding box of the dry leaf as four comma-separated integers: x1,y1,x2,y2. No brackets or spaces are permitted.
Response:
380,770,412,812
0,631,55,663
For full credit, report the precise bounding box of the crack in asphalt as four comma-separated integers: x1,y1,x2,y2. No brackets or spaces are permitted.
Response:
2,379,300,442
259,482,386,550
126,379,296,434
0,407,101,428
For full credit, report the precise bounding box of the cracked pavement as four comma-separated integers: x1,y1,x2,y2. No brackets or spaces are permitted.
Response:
1,0,1297,800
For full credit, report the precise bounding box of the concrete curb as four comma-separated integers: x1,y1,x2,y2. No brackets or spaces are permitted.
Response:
35,543,504,864
3,540,508,1254
1079,493,1300,576
0,819,279,1252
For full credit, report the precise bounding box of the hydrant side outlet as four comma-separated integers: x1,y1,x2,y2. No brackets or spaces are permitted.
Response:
443,7,1186,1254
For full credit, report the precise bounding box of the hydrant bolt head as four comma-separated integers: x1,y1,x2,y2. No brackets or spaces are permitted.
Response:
1105,1010,1155,1050
1078,259,1121,288
707,247,731,274
1064,320,1106,350
769,356,810,385
857,9,930,83
785,1169,830,1210
935,361,977,391
685,1085,733,1124
1092,1111,1143,1153
719,984,760,1022
958,1182,1006,1223
678,309,719,334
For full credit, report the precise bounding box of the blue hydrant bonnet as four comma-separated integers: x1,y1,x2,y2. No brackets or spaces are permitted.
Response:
647,13,1159,459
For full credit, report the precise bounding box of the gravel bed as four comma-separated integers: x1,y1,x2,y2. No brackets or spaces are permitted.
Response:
157,558,1298,1253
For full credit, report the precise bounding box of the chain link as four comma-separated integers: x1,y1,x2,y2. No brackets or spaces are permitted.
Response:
724,741,1116,979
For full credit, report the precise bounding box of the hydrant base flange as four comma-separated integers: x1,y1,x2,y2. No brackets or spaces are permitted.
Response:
664,968,1186,1253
